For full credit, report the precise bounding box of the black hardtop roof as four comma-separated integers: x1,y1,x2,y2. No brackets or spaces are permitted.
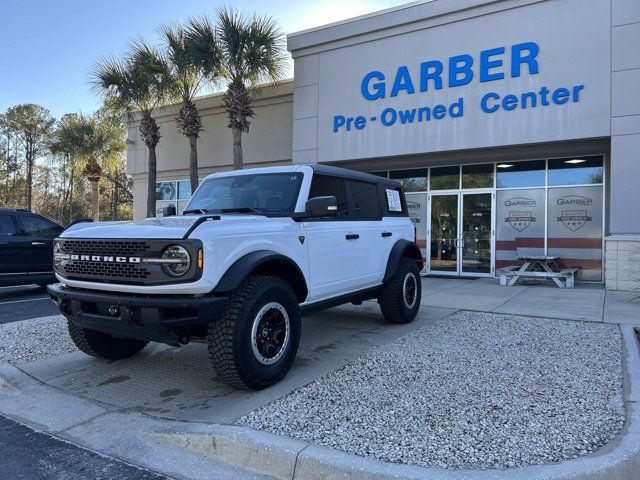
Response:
308,164,401,187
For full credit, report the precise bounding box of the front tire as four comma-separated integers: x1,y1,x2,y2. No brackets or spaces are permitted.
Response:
378,257,422,324
67,322,148,360
208,275,301,390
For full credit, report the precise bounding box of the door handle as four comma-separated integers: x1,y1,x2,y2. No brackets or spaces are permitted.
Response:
381,232,392,237
345,234,359,240
31,241,46,246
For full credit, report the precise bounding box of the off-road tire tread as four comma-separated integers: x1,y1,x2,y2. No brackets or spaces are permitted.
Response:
67,321,148,359
208,275,299,390
379,257,421,324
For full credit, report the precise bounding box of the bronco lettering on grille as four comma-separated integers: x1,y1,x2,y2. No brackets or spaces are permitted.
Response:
69,254,141,263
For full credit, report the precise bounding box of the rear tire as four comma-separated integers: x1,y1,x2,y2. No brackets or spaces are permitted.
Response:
67,321,148,360
379,257,422,324
208,275,301,390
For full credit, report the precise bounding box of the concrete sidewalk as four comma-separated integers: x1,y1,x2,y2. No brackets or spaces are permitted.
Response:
421,276,640,324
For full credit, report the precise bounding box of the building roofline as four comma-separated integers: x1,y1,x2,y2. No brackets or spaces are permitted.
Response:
286,0,535,53
286,1,429,39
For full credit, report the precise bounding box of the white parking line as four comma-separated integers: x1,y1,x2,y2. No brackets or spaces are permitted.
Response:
0,297,50,306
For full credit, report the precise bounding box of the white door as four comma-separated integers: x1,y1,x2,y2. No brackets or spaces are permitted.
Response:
303,219,362,301
302,175,362,301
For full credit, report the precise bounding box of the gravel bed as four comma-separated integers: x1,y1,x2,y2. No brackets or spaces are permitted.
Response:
241,311,625,470
0,315,77,364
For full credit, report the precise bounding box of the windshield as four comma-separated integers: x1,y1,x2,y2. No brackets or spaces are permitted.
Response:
184,172,303,215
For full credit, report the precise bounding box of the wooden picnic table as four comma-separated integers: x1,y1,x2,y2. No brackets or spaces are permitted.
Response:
499,255,578,288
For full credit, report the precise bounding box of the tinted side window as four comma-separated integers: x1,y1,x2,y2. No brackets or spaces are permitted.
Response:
308,175,349,218
17,215,60,237
350,180,382,220
0,214,16,236
383,186,407,215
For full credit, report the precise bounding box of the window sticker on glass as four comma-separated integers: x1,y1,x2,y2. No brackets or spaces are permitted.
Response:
386,189,402,212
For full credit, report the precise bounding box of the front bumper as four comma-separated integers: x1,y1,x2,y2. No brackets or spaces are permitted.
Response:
47,283,228,344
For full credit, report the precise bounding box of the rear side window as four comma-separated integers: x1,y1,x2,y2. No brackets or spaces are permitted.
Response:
17,215,60,237
350,180,382,220
308,175,349,218
383,187,407,215
0,214,16,236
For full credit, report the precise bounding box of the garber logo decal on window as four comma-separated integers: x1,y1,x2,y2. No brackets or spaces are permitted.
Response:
504,197,536,208
504,197,536,231
556,196,593,231
556,195,592,206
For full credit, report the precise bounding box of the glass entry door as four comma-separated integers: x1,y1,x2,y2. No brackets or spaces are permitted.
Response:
429,192,494,276
461,193,492,274
429,194,459,274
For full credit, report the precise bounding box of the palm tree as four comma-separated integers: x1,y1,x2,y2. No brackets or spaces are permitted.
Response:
187,9,287,169
159,23,212,194
50,114,124,221
92,42,170,218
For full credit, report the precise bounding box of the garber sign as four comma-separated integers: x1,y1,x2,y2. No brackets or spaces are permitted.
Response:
332,41,585,133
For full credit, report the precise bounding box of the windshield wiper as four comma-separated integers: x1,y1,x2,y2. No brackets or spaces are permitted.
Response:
182,208,209,215
220,207,262,214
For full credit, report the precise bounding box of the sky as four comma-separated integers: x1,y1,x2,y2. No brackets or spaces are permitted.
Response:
0,0,409,119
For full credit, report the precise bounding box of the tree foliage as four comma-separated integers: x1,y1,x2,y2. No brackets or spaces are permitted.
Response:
159,22,208,193
1,104,55,210
0,105,132,225
92,41,170,218
50,113,125,221
186,8,287,169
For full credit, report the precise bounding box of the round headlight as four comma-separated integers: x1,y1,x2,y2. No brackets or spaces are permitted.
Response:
161,245,191,277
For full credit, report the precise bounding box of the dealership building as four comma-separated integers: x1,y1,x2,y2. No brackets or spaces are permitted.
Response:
126,0,640,291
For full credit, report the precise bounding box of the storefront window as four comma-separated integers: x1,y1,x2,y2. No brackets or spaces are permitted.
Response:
462,164,493,189
495,189,545,269
430,166,459,190
496,160,545,188
389,169,428,192
547,186,603,281
178,180,192,200
155,181,177,201
548,156,603,186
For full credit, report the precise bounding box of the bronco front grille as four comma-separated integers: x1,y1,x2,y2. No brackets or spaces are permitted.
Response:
57,239,153,284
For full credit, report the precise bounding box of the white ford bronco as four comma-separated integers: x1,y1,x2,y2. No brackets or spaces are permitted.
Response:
48,165,423,389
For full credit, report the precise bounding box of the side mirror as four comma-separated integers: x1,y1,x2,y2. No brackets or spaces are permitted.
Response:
305,196,338,218
162,204,177,217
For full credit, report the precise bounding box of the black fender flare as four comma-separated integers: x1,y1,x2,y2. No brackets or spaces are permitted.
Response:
383,240,424,282
213,250,308,301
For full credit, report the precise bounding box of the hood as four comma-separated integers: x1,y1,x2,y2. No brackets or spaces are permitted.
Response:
60,214,265,239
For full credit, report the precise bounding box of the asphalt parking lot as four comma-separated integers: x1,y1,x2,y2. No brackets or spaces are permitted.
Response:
0,415,166,480
0,286,59,325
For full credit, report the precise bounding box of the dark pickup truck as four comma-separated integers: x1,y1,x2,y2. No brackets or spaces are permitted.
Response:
0,208,65,288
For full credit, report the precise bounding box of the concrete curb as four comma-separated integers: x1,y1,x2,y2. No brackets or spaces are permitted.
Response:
158,325,640,480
